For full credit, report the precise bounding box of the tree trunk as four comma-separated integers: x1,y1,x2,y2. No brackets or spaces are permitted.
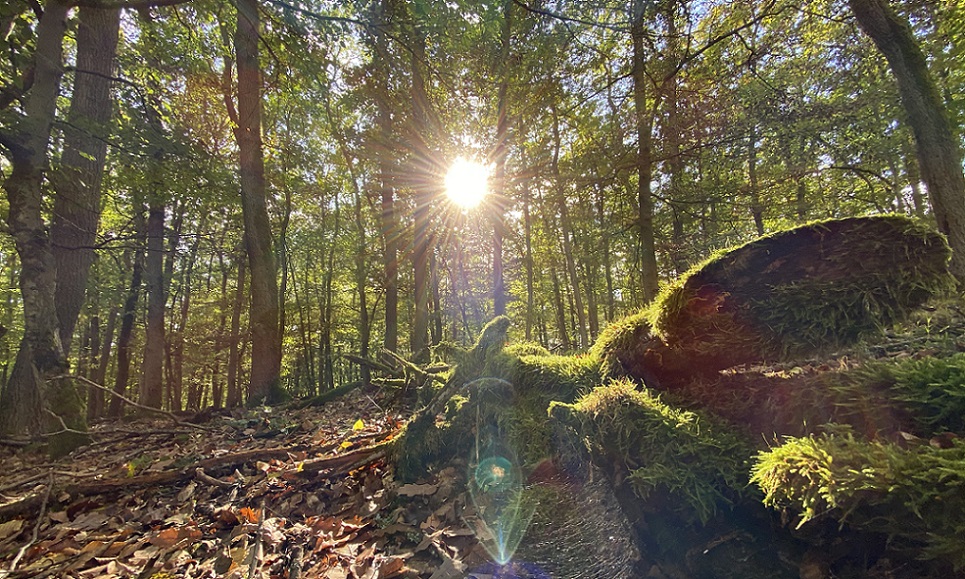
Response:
0,0,85,450
407,9,435,362
108,240,144,418
50,5,119,356
225,256,246,408
88,304,116,420
233,0,283,403
849,0,965,285
748,124,765,235
630,0,661,303
522,186,535,341
550,104,589,349
139,200,165,409
491,0,513,317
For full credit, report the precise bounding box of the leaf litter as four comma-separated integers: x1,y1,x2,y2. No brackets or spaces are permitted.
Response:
0,387,493,578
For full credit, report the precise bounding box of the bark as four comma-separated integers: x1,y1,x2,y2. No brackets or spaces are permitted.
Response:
550,104,589,349
50,5,119,355
354,188,371,385
168,214,204,412
108,240,144,418
225,256,246,408
748,125,765,235
630,0,661,303
849,0,965,285
491,0,513,317
87,304,116,420
232,0,283,403
139,200,165,409
0,0,77,440
409,19,432,362
373,0,399,354
522,186,535,341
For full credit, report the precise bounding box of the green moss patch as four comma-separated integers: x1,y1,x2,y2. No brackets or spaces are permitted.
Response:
550,379,753,524
751,431,965,569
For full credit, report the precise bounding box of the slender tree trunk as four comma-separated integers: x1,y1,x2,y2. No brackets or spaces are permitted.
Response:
550,104,589,349
849,0,965,285
597,186,616,323
88,304,116,420
139,200,165,409
664,3,688,276
50,5,119,356
430,243,443,345
232,0,283,403
491,0,513,317
522,187,535,341
354,190,371,385
168,216,203,412
225,256,246,408
373,0,399,353
408,10,435,362
631,0,661,302
108,240,144,418
550,265,570,350
901,139,926,216
748,125,765,235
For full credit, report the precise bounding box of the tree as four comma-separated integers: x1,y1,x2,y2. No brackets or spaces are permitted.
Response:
228,0,284,404
51,5,120,356
849,0,965,286
0,0,88,454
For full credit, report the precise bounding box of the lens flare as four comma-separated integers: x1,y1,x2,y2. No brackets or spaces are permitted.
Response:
465,379,536,567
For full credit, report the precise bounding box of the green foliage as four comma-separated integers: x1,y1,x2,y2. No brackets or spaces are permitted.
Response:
550,380,753,523
751,431,965,568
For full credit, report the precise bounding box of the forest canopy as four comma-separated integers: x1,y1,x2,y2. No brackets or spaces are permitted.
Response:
1,0,963,424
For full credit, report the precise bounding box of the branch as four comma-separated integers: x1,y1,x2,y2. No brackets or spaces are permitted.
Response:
69,0,190,8
261,0,369,29
52,375,214,432
511,0,628,32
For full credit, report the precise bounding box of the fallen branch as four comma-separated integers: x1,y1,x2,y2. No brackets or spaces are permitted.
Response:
53,375,214,432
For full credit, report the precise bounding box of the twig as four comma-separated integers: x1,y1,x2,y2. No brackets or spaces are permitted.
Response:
52,375,214,432
194,467,235,489
0,470,83,494
7,471,53,574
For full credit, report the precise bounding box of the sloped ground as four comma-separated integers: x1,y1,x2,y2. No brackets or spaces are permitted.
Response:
0,390,500,578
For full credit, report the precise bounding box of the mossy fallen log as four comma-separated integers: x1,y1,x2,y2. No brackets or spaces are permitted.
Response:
751,430,965,573
596,215,953,387
383,216,959,577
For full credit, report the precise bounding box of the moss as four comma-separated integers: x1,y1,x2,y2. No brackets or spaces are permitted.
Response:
45,378,91,458
829,353,965,437
649,215,952,373
550,379,754,524
503,341,551,357
588,310,655,379
751,431,965,568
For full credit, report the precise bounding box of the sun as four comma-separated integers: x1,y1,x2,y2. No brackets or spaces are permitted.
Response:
444,157,491,210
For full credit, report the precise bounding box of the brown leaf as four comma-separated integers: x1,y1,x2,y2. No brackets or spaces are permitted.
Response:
148,526,203,548
238,506,261,523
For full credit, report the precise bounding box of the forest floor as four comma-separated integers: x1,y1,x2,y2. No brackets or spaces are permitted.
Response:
0,386,499,579
1,304,964,579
